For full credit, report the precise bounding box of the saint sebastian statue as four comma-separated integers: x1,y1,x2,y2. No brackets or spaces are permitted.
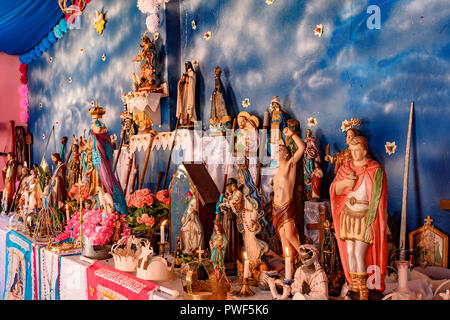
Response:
330,136,387,300
272,127,305,259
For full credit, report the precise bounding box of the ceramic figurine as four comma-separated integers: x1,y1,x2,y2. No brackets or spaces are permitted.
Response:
272,127,305,258
180,192,204,254
219,178,243,271
2,152,16,212
303,129,323,201
133,109,154,134
325,118,361,174
82,102,127,215
330,135,388,300
50,153,67,210
67,138,81,191
269,244,328,300
209,66,232,134
176,61,197,127
133,33,159,90
269,95,287,145
209,218,228,280
235,111,259,158
236,160,269,279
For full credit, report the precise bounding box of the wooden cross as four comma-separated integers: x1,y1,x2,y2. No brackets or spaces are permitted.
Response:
196,248,204,261
424,216,434,225
306,206,330,248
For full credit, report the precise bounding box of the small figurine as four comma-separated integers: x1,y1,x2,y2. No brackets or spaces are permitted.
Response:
324,118,361,174
209,66,232,134
209,218,228,280
268,244,328,300
2,152,16,212
176,61,197,127
330,135,388,300
133,33,159,90
50,153,67,210
272,127,305,258
133,110,154,134
269,95,288,145
236,160,269,279
235,111,259,158
303,129,323,201
180,191,204,254
67,138,81,191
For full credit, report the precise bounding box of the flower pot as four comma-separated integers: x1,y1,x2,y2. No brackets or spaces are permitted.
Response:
82,233,112,260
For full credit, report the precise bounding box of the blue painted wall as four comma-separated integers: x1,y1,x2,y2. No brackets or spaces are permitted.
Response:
28,0,450,236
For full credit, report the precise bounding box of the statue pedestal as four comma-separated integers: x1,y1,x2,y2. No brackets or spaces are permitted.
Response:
126,83,169,126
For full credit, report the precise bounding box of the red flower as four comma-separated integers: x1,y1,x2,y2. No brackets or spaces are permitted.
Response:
162,198,170,205
156,190,169,202
19,64,28,74
20,75,28,84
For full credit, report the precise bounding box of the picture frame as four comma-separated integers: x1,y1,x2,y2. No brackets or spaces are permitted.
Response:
409,216,448,268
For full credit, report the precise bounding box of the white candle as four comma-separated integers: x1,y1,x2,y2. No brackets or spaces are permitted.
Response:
285,247,292,280
160,219,167,243
243,252,250,279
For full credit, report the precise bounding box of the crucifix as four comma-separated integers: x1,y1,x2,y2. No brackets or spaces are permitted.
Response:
196,248,204,261
424,216,434,225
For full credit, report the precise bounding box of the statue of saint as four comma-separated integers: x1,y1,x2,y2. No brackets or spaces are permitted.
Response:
269,95,287,145
235,111,259,158
209,219,228,280
209,66,232,133
325,119,361,174
2,152,16,212
303,129,322,201
330,136,388,300
180,192,204,254
272,127,305,259
50,153,67,210
237,163,269,278
176,61,197,127
219,178,243,271
67,139,81,191
133,34,159,90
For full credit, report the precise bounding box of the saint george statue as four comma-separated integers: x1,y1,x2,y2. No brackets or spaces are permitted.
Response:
176,61,197,127
330,136,388,300
180,191,204,254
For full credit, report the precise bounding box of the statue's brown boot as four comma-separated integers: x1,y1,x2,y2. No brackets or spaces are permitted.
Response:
349,272,359,293
357,273,369,300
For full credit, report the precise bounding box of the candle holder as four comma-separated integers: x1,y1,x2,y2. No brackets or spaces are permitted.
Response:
158,241,167,258
234,277,255,297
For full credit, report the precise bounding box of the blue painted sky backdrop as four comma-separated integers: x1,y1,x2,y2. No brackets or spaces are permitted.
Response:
27,0,450,235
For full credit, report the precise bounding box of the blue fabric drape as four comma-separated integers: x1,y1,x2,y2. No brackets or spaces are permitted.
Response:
0,0,68,55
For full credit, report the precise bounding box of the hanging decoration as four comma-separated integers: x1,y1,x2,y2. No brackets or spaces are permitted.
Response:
138,0,169,37
204,31,212,40
265,0,275,5
385,141,397,155
94,10,106,35
314,24,323,37
307,117,318,127
191,20,197,30
18,64,29,124
146,14,160,33
242,98,251,108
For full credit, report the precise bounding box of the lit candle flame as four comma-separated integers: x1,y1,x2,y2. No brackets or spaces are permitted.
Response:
161,219,168,226
243,251,248,260
285,246,289,257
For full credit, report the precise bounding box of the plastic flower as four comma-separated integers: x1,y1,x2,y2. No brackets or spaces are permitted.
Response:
153,32,159,41
80,48,84,54
341,120,351,132
385,141,397,155
101,54,106,61
191,20,197,30
204,31,212,40
314,24,323,37
307,117,318,127
68,76,72,83
242,98,250,108
42,134,46,140
90,100,95,106
49,57,53,63
39,103,43,109
266,0,275,4
55,121,60,126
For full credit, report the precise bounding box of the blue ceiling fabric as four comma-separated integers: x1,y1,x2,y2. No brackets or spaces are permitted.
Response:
0,0,70,55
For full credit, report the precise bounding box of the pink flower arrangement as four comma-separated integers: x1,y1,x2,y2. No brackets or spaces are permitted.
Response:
56,209,130,246
126,188,155,208
68,183,89,202
136,213,155,227
156,189,169,205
